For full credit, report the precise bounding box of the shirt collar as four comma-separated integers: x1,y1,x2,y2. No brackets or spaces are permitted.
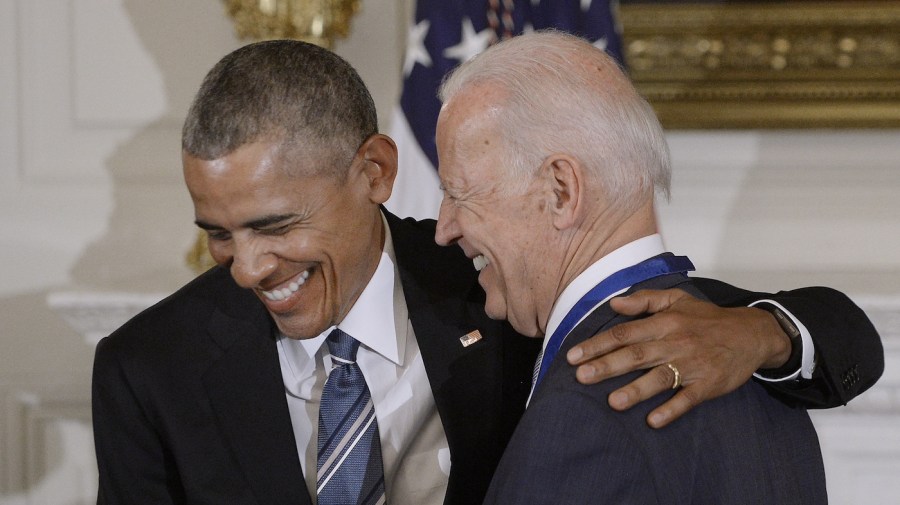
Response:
332,215,404,366
544,234,666,346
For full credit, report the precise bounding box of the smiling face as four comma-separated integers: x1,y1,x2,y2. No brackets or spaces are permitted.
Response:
434,88,557,338
184,140,389,339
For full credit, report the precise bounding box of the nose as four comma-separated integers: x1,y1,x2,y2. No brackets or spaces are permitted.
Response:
435,198,461,246
229,237,278,289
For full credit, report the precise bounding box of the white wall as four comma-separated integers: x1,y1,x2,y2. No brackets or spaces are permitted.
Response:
0,1,896,503
0,1,238,501
661,130,900,293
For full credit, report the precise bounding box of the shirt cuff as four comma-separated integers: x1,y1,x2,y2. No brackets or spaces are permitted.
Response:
750,299,816,382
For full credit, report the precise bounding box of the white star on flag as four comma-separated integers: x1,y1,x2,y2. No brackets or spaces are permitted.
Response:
403,19,432,77
443,17,494,64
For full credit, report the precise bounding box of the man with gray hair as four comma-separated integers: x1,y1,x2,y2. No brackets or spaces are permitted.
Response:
435,31,827,503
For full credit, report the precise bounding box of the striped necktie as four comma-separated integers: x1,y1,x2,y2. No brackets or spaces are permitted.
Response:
317,329,386,505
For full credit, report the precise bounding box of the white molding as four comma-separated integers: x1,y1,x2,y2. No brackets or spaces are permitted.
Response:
0,380,92,498
16,0,169,183
71,0,167,127
46,291,166,346
0,0,18,186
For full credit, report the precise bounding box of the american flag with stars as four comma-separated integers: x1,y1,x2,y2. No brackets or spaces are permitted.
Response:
384,0,624,220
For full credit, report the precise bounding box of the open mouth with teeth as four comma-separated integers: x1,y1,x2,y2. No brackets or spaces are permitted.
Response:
473,254,489,271
261,269,311,301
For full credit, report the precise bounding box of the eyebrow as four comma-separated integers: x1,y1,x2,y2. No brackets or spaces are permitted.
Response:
195,213,299,231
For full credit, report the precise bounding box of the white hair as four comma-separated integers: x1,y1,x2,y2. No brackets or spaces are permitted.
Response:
439,30,671,210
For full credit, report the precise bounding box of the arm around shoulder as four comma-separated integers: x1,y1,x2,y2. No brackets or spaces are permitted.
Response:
693,278,884,408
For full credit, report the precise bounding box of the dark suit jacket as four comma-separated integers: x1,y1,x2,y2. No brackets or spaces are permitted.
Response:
689,277,882,408
485,273,828,505
92,212,537,505
93,212,879,504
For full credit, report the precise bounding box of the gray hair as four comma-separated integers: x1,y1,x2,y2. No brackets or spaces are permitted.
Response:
182,39,377,178
439,31,670,210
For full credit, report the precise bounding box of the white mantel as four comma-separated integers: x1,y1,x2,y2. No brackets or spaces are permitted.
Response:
47,291,168,346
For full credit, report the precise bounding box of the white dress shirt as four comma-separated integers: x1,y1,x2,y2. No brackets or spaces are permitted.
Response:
277,216,450,504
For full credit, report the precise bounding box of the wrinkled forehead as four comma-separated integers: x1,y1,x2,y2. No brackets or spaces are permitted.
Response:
183,145,347,232
184,136,342,182
438,90,508,164
440,82,507,128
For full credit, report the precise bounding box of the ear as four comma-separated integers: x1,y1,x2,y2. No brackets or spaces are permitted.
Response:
355,134,398,204
542,154,583,230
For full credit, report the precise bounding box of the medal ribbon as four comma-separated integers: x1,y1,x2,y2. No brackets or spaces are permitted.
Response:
533,254,695,392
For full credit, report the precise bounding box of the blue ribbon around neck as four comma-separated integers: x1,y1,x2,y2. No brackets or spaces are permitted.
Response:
533,254,695,392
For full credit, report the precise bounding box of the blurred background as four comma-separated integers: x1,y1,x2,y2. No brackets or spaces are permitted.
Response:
0,1,897,503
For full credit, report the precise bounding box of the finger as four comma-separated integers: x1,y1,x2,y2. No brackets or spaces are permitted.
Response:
609,288,693,316
646,385,704,428
605,363,677,410
567,314,672,366
575,340,676,384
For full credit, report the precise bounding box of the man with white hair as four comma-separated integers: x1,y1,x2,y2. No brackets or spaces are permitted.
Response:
435,31,827,503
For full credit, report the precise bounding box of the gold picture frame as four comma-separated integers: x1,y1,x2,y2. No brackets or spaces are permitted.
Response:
222,0,360,49
618,1,900,128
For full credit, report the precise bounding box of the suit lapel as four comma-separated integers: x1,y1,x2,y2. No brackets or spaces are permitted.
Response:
386,212,507,432
202,291,312,505
386,211,527,502
403,270,507,425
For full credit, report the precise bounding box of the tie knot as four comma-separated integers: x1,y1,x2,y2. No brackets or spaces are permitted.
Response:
326,329,360,364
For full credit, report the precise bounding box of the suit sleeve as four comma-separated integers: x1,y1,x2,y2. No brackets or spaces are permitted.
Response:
92,336,183,504
691,277,884,408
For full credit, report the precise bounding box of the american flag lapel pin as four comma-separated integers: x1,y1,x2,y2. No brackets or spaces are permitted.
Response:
459,330,482,347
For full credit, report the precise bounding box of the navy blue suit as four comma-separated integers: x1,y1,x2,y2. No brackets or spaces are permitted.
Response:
485,273,827,504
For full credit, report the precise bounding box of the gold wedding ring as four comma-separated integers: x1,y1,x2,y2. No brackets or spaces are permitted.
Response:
667,363,682,389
